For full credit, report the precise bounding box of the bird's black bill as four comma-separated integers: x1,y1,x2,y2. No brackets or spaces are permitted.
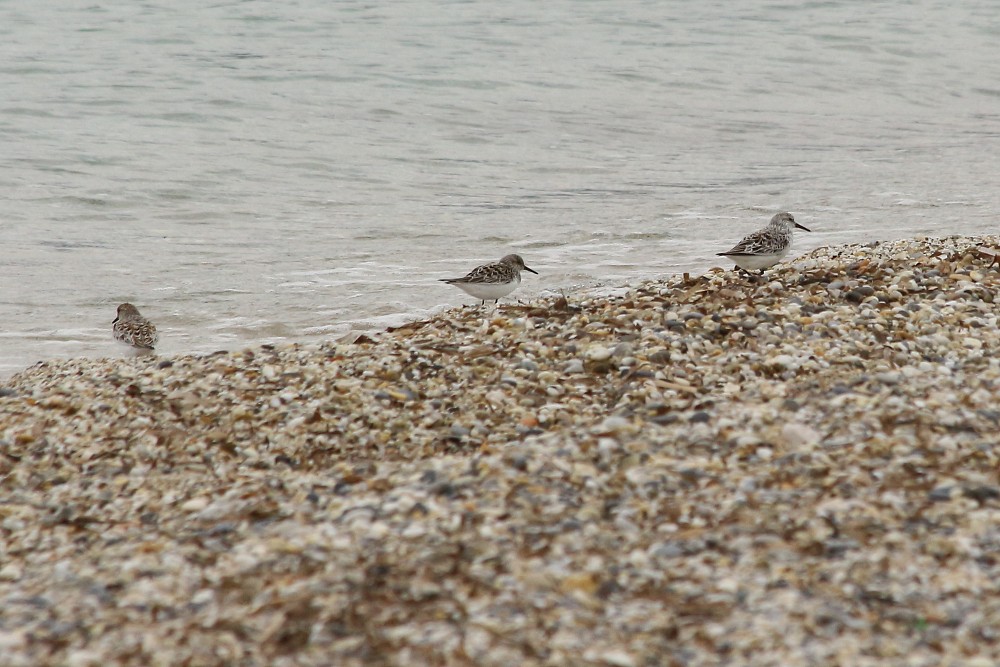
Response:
524,266,538,274
795,223,812,232
112,317,119,324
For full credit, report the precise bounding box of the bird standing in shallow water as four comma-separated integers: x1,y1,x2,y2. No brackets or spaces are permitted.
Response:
113,303,158,350
439,254,538,305
717,212,811,275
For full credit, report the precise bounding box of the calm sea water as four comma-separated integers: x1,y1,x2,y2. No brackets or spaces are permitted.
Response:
2,0,999,376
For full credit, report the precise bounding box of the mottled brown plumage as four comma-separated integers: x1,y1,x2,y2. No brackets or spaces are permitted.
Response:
113,303,158,350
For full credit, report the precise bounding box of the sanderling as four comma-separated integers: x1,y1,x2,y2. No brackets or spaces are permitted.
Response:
113,303,158,350
717,212,811,274
439,253,538,305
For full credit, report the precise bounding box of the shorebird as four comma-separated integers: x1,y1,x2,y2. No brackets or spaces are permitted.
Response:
112,303,158,350
717,212,811,274
439,254,538,305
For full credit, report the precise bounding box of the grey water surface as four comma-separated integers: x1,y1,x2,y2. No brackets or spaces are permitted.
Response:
2,0,999,375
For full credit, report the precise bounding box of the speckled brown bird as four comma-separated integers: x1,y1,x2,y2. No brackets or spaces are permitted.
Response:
439,254,538,305
112,303,158,350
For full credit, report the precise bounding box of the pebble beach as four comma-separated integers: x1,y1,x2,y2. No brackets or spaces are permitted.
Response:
3,236,1000,666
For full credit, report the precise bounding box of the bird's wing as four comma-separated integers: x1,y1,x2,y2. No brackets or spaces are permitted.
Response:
720,228,789,256
454,262,505,284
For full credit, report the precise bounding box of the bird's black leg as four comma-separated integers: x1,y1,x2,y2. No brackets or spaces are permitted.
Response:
735,266,763,284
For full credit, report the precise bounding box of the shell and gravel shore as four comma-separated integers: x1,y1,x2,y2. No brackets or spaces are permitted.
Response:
3,236,1000,666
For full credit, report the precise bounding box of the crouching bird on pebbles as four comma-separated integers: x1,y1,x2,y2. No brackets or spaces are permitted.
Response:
717,212,811,275
113,302,158,351
440,253,538,305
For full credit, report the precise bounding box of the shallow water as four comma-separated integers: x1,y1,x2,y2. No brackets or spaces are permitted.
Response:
2,0,999,376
